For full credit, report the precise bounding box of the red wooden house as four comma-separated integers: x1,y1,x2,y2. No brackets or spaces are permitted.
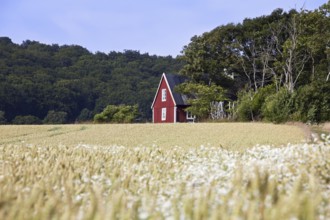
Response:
151,73,194,123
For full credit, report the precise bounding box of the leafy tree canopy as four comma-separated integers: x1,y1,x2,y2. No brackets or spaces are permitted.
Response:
0,39,183,123
94,104,139,123
179,2,330,123
0,111,6,124
175,83,226,120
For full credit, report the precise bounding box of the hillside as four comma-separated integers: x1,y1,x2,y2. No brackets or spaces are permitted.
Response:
0,37,183,123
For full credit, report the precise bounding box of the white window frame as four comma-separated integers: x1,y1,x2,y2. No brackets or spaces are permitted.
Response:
161,108,166,121
186,111,195,122
161,89,166,102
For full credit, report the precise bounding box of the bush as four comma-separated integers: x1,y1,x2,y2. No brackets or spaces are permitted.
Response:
94,105,139,123
236,85,276,121
236,90,254,121
293,82,330,123
261,88,293,123
12,115,42,124
43,111,68,124
112,105,138,123
76,108,93,122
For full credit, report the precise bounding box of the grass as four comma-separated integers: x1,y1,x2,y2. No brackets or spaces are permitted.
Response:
0,123,329,219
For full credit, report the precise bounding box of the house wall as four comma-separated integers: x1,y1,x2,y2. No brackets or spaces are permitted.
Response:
153,78,175,123
176,106,187,122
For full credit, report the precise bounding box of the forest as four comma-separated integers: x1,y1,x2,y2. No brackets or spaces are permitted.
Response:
0,39,183,123
179,2,330,123
0,1,329,124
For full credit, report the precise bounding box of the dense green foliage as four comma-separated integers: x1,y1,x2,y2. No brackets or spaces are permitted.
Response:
293,82,330,123
43,111,68,124
175,82,226,119
0,38,182,123
94,104,139,123
180,2,330,123
0,111,6,124
12,115,42,125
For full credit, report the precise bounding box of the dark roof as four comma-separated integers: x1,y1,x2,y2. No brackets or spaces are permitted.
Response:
165,73,189,106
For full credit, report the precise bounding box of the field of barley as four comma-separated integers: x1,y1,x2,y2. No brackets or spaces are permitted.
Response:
0,123,329,219
0,123,308,149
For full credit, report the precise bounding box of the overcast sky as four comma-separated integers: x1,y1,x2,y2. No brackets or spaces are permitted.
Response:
0,0,327,57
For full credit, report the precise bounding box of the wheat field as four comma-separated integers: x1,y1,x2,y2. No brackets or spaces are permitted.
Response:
0,123,329,219
0,123,307,150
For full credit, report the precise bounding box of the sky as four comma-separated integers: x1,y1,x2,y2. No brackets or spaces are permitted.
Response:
0,0,327,57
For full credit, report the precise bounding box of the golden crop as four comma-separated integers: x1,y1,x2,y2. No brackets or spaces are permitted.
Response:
0,123,306,150
0,123,328,219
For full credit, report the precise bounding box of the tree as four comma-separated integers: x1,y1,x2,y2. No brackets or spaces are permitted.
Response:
179,3,329,123
12,115,42,124
175,82,226,120
0,38,183,123
299,3,330,83
236,85,276,121
76,108,93,122
261,87,294,123
43,111,68,124
278,13,310,93
267,8,329,93
0,111,6,124
112,105,139,123
94,105,139,123
179,25,239,97
293,82,330,123
235,10,284,92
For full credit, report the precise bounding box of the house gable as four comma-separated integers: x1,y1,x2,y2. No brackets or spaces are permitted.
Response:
151,73,176,109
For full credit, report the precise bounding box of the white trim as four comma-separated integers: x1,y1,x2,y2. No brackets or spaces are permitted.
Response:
163,74,177,106
151,73,165,109
174,107,177,123
152,108,154,123
161,88,167,102
186,111,196,123
161,108,166,121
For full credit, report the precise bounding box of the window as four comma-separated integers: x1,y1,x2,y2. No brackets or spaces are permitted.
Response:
161,89,166,101
186,111,194,119
186,111,195,122
161,108,166,121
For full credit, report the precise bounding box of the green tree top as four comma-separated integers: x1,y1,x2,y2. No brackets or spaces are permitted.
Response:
94,104,139,123
175,82,226,120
